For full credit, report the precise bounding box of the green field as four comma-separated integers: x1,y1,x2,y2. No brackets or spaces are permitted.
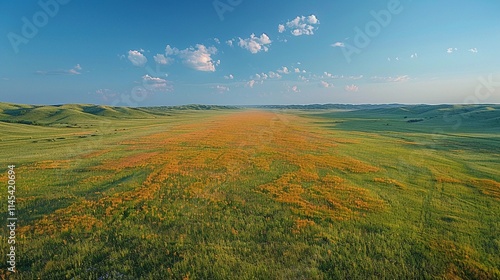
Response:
0,103,499,279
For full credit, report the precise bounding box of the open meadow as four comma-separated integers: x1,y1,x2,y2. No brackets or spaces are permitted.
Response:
0,103,499,279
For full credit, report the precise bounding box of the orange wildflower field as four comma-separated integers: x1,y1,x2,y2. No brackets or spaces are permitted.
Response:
1,109,499,279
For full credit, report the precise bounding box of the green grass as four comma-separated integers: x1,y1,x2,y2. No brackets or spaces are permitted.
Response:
0,103,498,279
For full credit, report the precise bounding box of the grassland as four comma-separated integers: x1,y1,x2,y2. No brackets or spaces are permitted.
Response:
0,103,499,279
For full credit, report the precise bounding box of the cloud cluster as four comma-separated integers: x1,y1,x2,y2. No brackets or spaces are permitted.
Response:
344,84,359,92
238,33,272,54
253,71,282,80
371,75,410,83
213,85,230,93
162,44,219,72
280,15,320,36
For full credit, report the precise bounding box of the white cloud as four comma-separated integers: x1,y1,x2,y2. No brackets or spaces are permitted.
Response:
307,15,319,24
165,45,179,56
268,71,282,79
288,85,300,93
323,72,334,78
238,33,272,54
320,81,334,88
410,53,418,59
128,50,147,67
282,15,320,36
344,84,359,92
447,47,458,54
469,48,478,53
247,80,256,88
142,74,171,91
371,75,410,83
67,64,82,75
253,71,282,80
226,39,234,47
214,38,220,44
36,64,82,75
213,85,229,93
224,74,234,80
331,42,345,48
178,44,218,72
277,66,290,74
154,54,169,65
278,24,285,33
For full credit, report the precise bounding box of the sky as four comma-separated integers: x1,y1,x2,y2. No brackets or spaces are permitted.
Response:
1,0,499,106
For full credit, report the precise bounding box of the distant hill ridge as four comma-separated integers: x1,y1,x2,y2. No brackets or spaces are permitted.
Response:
0,102,498,127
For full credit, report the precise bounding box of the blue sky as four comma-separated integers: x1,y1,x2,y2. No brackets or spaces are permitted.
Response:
1,0,499,106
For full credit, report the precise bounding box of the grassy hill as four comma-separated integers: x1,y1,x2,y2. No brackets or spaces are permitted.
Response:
311,104,500,134
0,103,238,127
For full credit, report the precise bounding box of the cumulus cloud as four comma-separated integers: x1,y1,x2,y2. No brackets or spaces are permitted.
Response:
128,50,147,67
247,80,256,88
165,45,179,56
142,74,171,92
344,84,359,92
281,15,320,36
226,39,234,47
224,74,234,80
277,66,290,74
447,47,458,54
36,64,82,75
238,33,272,54
278,24,285,33
154,54,169,65
214,38,220,44
469,48,478,53
410,53,418,59
178,44,218,72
